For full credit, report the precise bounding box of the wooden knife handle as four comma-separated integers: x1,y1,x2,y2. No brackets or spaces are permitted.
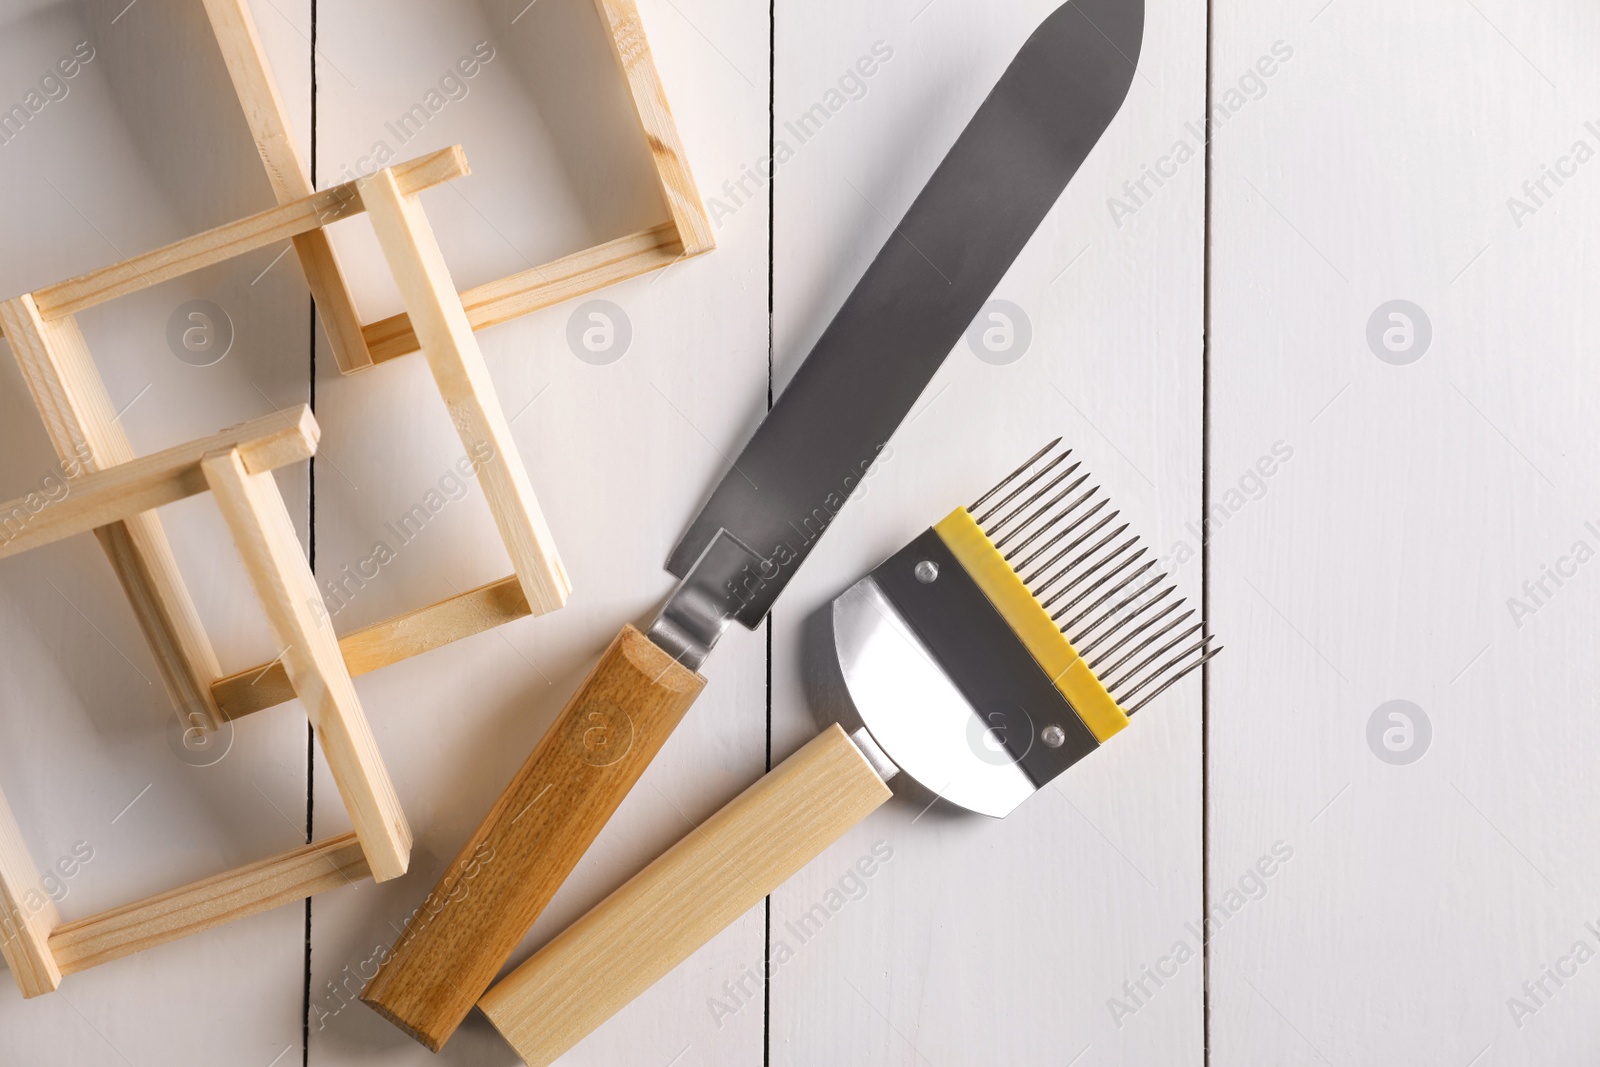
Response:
360,624,705,1051
477,723,893,1067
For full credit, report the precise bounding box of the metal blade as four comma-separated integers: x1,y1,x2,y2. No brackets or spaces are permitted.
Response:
834,577,1035,818
663,0,1145,631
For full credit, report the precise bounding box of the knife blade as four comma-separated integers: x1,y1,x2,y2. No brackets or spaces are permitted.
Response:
662,0,1147,634
361,1,1145,1049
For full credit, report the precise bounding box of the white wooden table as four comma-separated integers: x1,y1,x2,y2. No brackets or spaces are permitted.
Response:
0,0,1593,1063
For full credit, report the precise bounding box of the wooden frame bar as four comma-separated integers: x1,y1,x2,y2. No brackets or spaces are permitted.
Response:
213,576,528,721
202,449,412,882
361,223,685,364
0,789,62,997
204,0,714,370
0,407,317,562
49,834,367,977
31,147,468,321
359,168,570,613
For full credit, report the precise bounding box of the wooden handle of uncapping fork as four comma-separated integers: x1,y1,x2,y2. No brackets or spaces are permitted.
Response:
477,724,893,1067
360,624,705,1051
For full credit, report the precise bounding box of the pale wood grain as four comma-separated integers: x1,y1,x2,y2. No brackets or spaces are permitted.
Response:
0,405,318,562
359,624,706,1052
212,574,529,719
480,724,890,1067
0,294,225,730
201,449,410,883
357,166,570,615
361,223,685,364
0,785,61,998
48,833,369,977
592,0,715,255
30,147,469,321
199,0,374,373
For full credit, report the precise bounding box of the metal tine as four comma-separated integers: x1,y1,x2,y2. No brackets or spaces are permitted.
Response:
1000,476,1096,558
975,449,1072,529
1081,593,1182,662
1088,597,1183,669
1040,549,1144,622
1091,606,1193,677
1104,623,1206,695
1050,553,1152,628
1014,493,1107,578
970,438,1062,514
1117,634,1215,705
1034,537,1139,608
1019,503,1112,586
1125,647,1222,715
1119,634,1215,701
1011,495,1113,572
1062,570,1165,654
1081,585,1184,659
1036,529,1134,605
986,461,1083,542
1061,569,1165,639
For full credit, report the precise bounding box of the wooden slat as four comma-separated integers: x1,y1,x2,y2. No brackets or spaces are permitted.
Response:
49,833,369,976
592,0,715,255
0,785,61,998
0,295,225,729
201,449,411,882
213,575,530,719
357,167,570,615
30,147,469,321
199,0,375,373
0,406,318,562
363,223,684,364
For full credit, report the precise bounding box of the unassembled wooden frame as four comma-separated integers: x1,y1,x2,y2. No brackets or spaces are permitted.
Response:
0,146,567,997
0,398,406,997
200,0,715,372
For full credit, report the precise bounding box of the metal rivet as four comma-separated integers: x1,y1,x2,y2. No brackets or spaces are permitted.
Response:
914,560,940,584
1040,724,1066,749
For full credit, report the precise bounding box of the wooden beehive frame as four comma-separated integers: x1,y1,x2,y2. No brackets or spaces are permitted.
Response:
2,147,570,734
0,404,408,997
201,0,715,372
0,148,571,995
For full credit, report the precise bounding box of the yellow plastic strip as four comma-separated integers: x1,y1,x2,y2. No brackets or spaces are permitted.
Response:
933,508,1128,743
